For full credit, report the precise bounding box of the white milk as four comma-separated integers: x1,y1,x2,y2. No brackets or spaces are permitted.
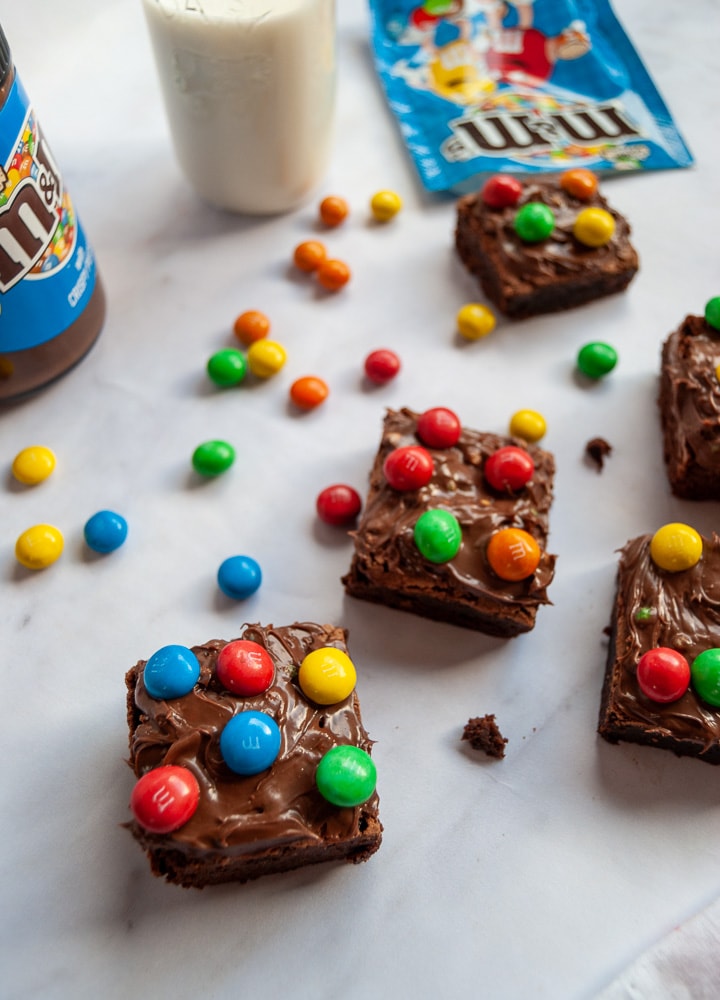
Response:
141,0,336,214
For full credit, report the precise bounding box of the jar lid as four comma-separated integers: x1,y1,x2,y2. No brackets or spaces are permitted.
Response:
0,25,11,87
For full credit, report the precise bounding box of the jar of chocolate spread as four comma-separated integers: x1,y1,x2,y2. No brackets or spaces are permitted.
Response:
0,24,105,402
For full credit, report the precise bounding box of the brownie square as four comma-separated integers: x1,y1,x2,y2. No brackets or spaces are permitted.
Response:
598,533,720,764
342,407,556,637
659,314,720,499
125,622,382,887
455,176,639,318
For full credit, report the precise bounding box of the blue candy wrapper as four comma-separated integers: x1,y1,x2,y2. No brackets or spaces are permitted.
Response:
368,0,693,193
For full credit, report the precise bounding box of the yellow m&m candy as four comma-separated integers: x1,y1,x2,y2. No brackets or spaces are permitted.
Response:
247,339,287,378
457,303,496,340
298,647,357,705
573,207,615,248
12,445,56,485
509,409,546,443
15,524,64,569
370,189,402,222
650,523,702,572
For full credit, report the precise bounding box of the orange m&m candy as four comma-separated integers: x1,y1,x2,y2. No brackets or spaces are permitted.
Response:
559,168,598,201
290,376,329,410
293,240,327,272
317,258,351,291
486,527,540,581
234,309,270,345
319,195,349,227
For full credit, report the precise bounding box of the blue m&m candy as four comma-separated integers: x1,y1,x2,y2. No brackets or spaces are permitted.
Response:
143,644,201,700
217,555,262,599
84,510,128,553
220,711,281,775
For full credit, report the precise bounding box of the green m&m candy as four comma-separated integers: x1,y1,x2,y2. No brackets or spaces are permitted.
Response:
192,439,236,476
423,0,454,13
414,509,462,563
577,341,618,379
316,745,377,807
207,348,247,387
691,649,720,707
513,202,555,243
705,297,720,331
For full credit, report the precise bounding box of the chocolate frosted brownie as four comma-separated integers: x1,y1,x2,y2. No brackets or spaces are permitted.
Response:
126,622,382,887
598,531,720,764
455,171,638,319
342,407,556,637
659,308,720,499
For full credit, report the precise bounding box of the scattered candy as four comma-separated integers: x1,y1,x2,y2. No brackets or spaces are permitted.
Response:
650,523,702,572
293,239,327,272
636,648,690,703
416,407,461,449
12,445,56,485
370,189,402,222
486,527,540,581
84,510,128,553
290,375,329,410
233,309,270,345
216,640,275,696
220,711,281,775
15,523,64,569
705,296,720,331
514,202,555,243
414,509,462,563
144,644,201,700
316,258,351,291
130,765,200,834
484,446,534,493
316,484,362,526
319,195,349,227
315,745,377,808
509,409,546,442
217,555,262,599
456,302,496,340
577,341,618,379
192,440,236,477
364,348,401,384
298,646,357,705
383,445,433,491
690,649,720,707
573,207,615,248
247,339,287,377
559,168,598,201
480,174,523,209
207,348,247,387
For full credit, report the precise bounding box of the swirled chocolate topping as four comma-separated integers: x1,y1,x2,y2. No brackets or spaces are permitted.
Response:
126,622,381,885
343,408,556,636
598,533,720,763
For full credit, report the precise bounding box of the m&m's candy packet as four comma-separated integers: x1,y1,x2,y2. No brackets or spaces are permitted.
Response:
367,0,693,193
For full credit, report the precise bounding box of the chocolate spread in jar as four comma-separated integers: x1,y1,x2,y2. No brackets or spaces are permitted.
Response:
0,24,105,402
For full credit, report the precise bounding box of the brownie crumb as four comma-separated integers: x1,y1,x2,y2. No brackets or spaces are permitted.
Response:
462,714,507,759
585,437,612,472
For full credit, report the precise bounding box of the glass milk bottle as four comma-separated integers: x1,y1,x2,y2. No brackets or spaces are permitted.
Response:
141,0,336,214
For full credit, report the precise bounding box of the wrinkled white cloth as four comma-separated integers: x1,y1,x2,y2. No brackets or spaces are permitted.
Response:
595,897,720,1000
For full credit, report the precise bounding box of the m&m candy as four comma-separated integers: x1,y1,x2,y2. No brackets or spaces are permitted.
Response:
216,640,274,696
143,644,201,700
316,745,377,808
207,348,247,387
319,195,349,227
484,446,534,493
316,258,351,291
290,375,329,410
220,711,281,775
456,303,496,340
233,309,270,345
705,297,720,331
480,174,523,209
573,208,615,248
577,342,618,379
650,523,702,572
383,445,433,491
514,203,554,243
217,555,262,599
84,510,128,553
636,648,690,703
416,407,461,449
15,523,64,569
247,339,287,377
691,649,720,707
414,509,462,563
560,168,598,201
316,484,362,526
298,647,357,705
509,409,546,442
486,527,540,581
293,240,327,272
364,349,401,384
370,189,402,222
192,440,235,476
130,765,200,834
12,445,56,485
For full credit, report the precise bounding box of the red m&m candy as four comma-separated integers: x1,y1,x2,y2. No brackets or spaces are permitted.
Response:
636,647,690,703
383,445,434,491
481,174,523,209
216,640,274,696
365,349,401,385
416,407,461,449
130,765,200,834
484,446,534,493
316,484,362,526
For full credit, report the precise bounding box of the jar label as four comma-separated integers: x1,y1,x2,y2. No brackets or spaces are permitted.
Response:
0,75,98,351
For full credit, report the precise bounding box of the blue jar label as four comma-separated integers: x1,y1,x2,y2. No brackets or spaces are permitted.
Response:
0,74,98,352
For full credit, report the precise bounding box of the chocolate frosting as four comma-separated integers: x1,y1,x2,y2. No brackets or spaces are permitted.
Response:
604,533,720,750
126,622,379,856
